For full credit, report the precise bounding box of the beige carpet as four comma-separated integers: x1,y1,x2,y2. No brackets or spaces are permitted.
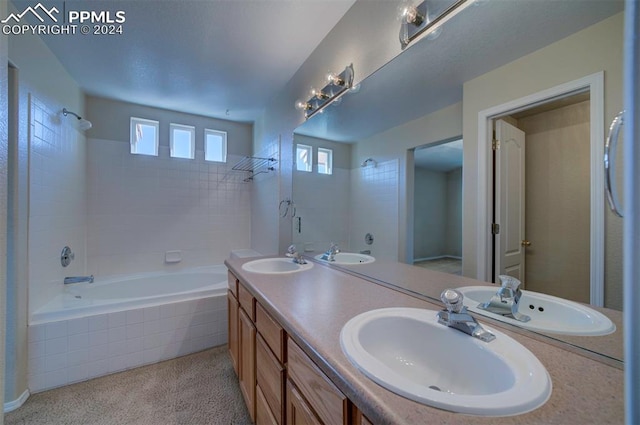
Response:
5,345,251,425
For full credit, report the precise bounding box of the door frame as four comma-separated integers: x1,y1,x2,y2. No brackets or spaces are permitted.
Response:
475,72,605,306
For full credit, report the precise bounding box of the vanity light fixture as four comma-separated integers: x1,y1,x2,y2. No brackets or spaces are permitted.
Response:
400,0,474,46
295,64,355,119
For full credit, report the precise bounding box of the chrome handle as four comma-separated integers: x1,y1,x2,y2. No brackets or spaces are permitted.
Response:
604,111,624,217
440,289,464,313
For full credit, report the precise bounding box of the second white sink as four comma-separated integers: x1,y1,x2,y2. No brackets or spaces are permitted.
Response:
457,286,616,336
314,252,375,265
340,307,551,416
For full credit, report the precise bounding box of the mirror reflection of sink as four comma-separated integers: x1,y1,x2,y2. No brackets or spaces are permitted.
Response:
314,252,375,265
241,258,313,274
457,286,615,336
340,307,551,416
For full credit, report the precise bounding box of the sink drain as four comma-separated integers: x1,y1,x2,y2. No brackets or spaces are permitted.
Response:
429,385,441,391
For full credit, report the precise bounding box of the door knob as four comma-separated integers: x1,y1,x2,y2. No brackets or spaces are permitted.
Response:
521,240,532,247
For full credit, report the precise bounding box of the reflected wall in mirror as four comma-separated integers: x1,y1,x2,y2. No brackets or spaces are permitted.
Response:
292,0,625,364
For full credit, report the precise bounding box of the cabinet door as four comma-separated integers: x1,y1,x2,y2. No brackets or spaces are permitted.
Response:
227,291,239,375
256,383,279,425
256,334,284,424
287,380,322,425
239,308,256,422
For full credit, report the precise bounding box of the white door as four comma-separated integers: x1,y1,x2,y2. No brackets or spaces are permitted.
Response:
494,119,527,283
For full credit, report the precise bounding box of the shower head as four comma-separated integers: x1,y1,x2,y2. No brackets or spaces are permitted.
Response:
63,108,93,130
361,158,377,168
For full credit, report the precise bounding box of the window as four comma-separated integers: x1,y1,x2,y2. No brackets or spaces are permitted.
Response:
205,129,227,162
170,123,195,159
130,117,159,156
296,144,312,172
317,148,333,175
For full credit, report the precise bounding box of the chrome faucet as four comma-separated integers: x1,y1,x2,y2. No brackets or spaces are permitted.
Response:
285,245,307,264
478,275,531,323
320,243,340,261
64,275,94,284
437,289,495,342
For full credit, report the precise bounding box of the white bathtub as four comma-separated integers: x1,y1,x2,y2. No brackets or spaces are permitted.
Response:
27,265,229,393
31,265,227,324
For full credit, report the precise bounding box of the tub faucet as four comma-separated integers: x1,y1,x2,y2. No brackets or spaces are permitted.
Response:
64,275,94,284
437,289,495,342
285,245,307,264
478,275,531,323
320,243,340,261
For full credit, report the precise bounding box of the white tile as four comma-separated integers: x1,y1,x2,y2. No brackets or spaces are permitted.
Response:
108,326,126,343
108,311,127,328
159,303,177,318
143,320,160,335
143,306,160,322
67,318,89,335
28,341,46,359
126,323,144,340
143,347,163,364
88,329,109,347
88,344,110,361
88,359,109,378
89,314,109,331
126,309,144,324
68,333,89,351
67,349,88,367
28,373,47,393
143,333,162,350
45,337,68,356
28,325,46,343
45,353,67,372
29,356,47,376
126,337,144,354
45,321,67,340
44,368,68,390
67,364,88,383
109,341,128,357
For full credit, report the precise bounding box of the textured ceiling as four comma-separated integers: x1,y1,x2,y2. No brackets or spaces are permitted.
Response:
10,0,357,122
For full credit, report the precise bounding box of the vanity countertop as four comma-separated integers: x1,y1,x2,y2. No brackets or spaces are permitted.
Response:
225,256,623,424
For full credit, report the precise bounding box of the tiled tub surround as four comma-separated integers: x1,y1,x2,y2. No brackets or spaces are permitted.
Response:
225,256,623,424
27,267,229,392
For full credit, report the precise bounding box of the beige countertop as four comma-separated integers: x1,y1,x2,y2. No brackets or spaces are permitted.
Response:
225,256,624,425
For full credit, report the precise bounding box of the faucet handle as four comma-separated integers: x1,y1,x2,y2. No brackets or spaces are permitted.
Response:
440,288,465,314
286,245,297,256
498,275,522,291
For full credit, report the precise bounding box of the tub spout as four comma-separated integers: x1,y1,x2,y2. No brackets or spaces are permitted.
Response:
64,275,94,284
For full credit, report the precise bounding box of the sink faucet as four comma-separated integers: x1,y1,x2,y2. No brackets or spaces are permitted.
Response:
478,275,531,323
320,243,340,261
437,289,495,342
64,275,94,284
285,245,307,264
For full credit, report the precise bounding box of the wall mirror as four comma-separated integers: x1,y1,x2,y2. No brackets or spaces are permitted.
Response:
292,0,625,365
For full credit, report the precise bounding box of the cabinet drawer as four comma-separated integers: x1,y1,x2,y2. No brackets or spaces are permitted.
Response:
256,334,285,425
256,302,285,363
287,338,348,425
227,271,238,297
256,384,279,425
287,379,322,425
238,281,255,321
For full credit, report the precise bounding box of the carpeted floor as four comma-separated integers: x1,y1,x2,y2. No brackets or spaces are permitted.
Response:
5,345,252,425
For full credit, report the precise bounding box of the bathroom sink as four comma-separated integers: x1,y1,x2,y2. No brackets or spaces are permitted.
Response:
457,286,616,336
314,252,375,265
340,307,551,416
241,258,313,274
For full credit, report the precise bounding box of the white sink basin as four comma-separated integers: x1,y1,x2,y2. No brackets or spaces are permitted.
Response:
241,258,313,274
457,286,616,336
314,252,375,265
340,307,551,416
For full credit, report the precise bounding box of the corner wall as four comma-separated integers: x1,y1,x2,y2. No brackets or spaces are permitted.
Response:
1,0,9,417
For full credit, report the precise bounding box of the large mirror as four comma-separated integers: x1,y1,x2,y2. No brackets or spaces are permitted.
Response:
292,0,625,365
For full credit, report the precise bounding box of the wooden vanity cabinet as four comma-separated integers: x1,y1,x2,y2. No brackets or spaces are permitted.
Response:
227,272,239,374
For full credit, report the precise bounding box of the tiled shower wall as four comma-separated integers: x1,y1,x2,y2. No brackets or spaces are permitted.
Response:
29,95,87,315
86,139,251,277
349,159,399,260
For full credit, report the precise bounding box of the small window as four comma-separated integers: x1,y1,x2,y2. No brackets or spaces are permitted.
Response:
296,144,312,172
130,117,159,156
318,148,333,175
205,129,227,162
170,124,195,159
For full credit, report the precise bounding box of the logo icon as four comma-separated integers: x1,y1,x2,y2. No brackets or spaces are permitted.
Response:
1,2,59,24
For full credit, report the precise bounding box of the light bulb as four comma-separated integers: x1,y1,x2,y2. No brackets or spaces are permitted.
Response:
326,72,344,86
310,88,328,100
295,100,310,111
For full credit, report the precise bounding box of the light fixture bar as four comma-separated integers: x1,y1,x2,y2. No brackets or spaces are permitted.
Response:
297,64,355,120
402,0,472,46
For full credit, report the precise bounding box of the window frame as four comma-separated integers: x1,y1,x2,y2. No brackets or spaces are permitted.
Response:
296,144,313,172
130,117,159,156
204,128,228,163
317,147,333,175
169,123,196,159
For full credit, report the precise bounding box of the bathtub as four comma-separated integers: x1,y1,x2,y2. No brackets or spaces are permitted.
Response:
27,265,229,393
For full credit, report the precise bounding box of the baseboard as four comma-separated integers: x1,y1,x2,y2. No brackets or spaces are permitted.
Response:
4,389,30,413
413,255,462,263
